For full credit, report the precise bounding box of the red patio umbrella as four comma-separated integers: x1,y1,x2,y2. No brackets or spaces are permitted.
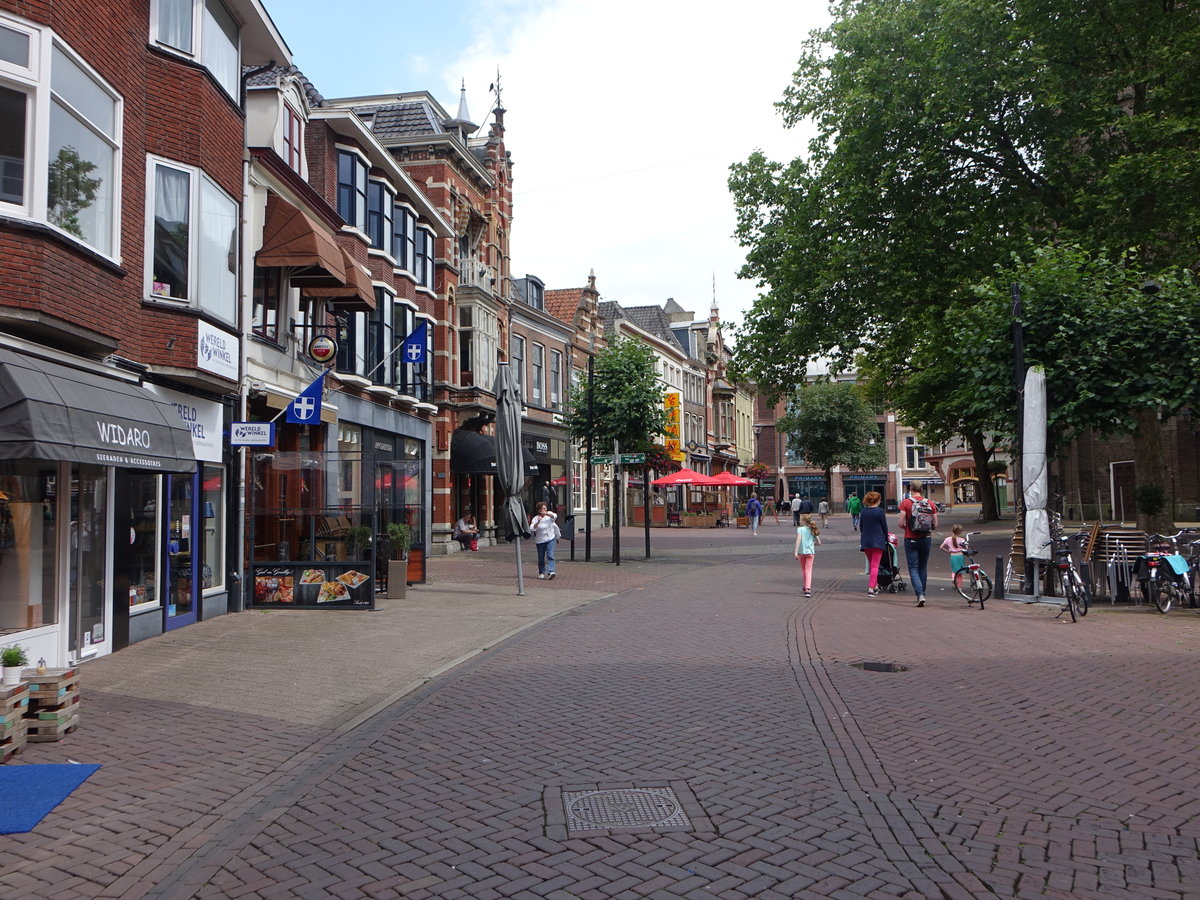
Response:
650,468,707,485
709,471,757,486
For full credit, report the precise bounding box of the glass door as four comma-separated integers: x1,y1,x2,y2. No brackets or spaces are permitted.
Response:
68,464,110,660
165,472,198,630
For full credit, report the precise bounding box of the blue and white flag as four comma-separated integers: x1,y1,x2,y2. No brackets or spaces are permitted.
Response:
285,371,327,424
402,321,428,365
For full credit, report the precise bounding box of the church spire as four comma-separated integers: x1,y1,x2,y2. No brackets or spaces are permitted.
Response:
445,79,477,140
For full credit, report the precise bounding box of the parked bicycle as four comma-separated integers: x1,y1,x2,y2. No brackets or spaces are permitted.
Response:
952,532,991,608
1047,529,1091,622
1134,532,1193,613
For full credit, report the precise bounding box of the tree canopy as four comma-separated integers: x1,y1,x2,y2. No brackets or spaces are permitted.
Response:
729,0,1200,392
780,381,889,498
563,339,667,454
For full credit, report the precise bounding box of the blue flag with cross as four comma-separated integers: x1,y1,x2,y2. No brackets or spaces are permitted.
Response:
285,370,327,424
402,321,427,365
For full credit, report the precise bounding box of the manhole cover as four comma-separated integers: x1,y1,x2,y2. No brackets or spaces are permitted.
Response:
851,661,909,673
563,787,691,831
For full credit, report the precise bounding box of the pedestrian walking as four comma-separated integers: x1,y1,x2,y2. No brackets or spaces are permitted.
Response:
745,493,764,535
847,492,862,531
859,491,888,596
530,502,559,580
790,494,802,526
794,514,821,598
899,487,939,606
818,497,830,527
940,524,968,576
798,496,814,516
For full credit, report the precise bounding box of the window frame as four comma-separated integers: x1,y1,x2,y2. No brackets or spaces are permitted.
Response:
281,102,303,173
251,265,283,344
550,349,562,410
336,147,368,233
530,342,544,405
510,334,525,393
150,0,241,101
145,154,239,325
392,203,414,272
366,178,394,257
415,225,435,290
0,16,122,258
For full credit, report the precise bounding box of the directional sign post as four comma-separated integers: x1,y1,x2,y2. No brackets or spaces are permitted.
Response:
618,453,646,465
590,455,614,465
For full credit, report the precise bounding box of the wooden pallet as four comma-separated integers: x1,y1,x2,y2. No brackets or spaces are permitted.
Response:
0,714,27,762
1,704,27,737
22,668,80,702
0,682,29,716
28,693,80,724
26,714,78,743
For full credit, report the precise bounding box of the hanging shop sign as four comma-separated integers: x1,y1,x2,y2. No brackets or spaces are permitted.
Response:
308,334,338,364
230,422,275,446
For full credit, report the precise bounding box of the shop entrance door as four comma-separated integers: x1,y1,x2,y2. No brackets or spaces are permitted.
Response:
165,472,198,630
68,464,110,661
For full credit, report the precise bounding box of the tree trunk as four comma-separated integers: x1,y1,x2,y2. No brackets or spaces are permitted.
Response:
968,432,1000,521
1132,408,1173,533
824,467,833,506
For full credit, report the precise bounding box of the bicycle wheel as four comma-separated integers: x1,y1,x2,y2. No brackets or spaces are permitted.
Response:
954,570,972,601
1071,571,1090,616
1062,576,1080,621
1149,578,1172,613
972,571,992,606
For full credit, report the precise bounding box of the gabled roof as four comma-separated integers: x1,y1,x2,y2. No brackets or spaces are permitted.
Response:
618,306,686,353
351,100,444,139
243,65,324,108
545,287,584,323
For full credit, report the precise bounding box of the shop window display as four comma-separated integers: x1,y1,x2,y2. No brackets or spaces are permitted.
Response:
0,462,60,633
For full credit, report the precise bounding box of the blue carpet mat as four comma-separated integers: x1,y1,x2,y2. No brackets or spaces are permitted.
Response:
0,763,101,834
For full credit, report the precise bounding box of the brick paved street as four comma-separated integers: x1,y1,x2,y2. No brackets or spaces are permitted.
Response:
3,512,1199,898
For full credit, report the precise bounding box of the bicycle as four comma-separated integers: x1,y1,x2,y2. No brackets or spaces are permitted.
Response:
1047,530,1090,622
952,532,991,608
1135,532,1192,614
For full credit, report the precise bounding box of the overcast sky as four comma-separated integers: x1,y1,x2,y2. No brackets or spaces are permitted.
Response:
267,0,830,337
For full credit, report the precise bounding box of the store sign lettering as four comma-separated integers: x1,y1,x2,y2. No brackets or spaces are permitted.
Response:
97,421,151,449
169,401,206,439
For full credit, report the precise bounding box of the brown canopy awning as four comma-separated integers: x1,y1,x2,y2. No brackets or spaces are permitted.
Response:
255,194,347,285
304,247,376,311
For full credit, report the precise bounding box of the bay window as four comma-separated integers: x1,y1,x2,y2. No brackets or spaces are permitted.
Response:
152,0,240,100
282,103,303,172
0,16,120,255
366,180,393,255
148,157,238,324
336,149,368,232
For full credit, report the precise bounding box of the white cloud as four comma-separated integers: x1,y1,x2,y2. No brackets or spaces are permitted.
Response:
439,0,828,336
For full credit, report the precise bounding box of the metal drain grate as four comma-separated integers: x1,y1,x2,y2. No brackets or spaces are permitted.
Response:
544,782,715,839
564,787,691,831
851,660,909,672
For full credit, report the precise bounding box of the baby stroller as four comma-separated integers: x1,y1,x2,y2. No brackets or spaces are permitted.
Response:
876,534,907,594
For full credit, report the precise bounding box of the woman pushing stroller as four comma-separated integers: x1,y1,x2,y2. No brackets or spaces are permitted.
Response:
859,491,889,596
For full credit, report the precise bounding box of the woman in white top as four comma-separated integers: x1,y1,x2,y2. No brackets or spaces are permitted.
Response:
530,502,559,580
818,497,830,527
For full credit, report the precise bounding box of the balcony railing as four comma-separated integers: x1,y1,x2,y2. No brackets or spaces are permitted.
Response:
459,258,496,291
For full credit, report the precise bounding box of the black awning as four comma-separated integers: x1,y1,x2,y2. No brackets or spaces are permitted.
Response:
0,349,197,472
450,428,538,475
450,428,496,474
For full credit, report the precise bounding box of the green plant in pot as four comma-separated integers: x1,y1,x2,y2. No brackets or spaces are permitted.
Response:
383,522,412,560
347,525,373,559
1,644,28,685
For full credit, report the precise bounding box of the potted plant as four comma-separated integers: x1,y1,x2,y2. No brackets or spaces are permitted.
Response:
1,644,28,686
346,525,372,560
383,522,412,599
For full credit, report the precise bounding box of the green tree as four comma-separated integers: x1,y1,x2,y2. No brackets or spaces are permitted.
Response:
729,0,1200,524
729,0,1200,390
779,382,888,501
564,338,667,456
48,146,101,239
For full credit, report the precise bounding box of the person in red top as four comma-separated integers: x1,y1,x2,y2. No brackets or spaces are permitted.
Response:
898,485,939,607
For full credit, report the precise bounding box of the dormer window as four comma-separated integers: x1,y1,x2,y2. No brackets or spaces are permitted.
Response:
152,0,240,100
282,103,303,173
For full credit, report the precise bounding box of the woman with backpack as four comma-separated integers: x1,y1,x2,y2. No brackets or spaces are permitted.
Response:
899,488,939,607
746,493,764,535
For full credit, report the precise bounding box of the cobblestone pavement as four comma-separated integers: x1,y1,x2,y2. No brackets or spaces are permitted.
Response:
3,513,1199,898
